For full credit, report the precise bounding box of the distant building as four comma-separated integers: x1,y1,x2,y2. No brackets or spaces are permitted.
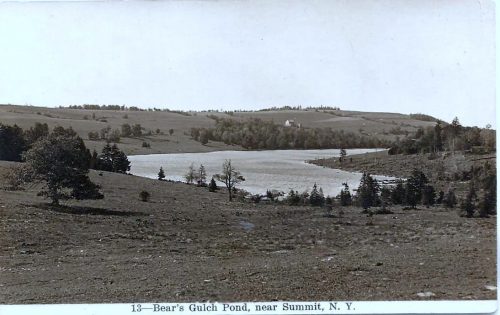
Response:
284,119,301,128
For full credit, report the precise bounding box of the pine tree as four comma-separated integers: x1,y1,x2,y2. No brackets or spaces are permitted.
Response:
208,177,218,192
444,189,457,208
357,173,379,210
309,183,325,206
158,167,165,180
110,144,130,173
339,182,352,206
390,180,405,205
421,185,436,208
462,181,477,218
287,189,300,205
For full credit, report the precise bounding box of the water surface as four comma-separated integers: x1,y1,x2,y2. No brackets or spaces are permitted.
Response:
129,149,392,197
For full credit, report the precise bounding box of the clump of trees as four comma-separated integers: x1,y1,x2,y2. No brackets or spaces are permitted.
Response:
90,143,130,174
190,117,390,150
389,117,495,155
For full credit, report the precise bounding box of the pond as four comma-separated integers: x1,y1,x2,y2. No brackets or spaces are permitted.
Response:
128,149,393,197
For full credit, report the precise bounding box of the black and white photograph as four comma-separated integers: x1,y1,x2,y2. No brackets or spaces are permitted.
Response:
0,0,496,313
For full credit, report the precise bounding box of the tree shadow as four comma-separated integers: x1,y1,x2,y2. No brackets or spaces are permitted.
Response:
33,203,146,217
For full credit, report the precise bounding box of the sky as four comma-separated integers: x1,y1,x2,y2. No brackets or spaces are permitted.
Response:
0,0,496,127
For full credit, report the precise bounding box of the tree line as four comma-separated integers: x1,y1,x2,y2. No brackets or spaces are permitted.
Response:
190,117,391,150
389,117,495,155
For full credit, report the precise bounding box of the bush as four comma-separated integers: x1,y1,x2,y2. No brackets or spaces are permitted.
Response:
88,131,99,141
139,191,150,202
142,141,151,148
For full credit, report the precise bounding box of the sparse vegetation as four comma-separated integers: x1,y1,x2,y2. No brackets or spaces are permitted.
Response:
214,159,245,201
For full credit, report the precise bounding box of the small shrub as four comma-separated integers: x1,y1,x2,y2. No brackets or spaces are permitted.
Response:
142,141,151,148
139,191,150,202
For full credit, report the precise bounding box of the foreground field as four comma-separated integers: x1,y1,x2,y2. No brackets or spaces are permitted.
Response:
0,161,495,303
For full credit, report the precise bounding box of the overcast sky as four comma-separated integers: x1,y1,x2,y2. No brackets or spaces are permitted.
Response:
0,0,495,127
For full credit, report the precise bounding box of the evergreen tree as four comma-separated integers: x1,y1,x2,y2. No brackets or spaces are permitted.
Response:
357,173,379,210
339,148,347,162
404,169,429,208
158,167,165,180
89,149,99,170
421,185,436,207
390,180,405,205
309,183,325,206
208,177,218,192
339,182,352,206
110,144,130,173
461,181,477,218
96,143,130,173
0,124,27,162
287,189,300,205
444,189,457,208
480,173,496,216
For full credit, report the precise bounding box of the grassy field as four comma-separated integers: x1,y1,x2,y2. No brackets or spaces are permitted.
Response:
0,161,496,303
0,104,436,155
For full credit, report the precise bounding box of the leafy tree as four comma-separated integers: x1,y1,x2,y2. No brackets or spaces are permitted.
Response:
121,123,132,137
88,131,99,140
20,133,103,205
0,124,27,161
158,167,165,180
108,129,121,142
208,177,218,192
196,164,207,186
356,173,379,210
214,159,245,201
132,124,142,137
338,182,352,206
184,163,196,184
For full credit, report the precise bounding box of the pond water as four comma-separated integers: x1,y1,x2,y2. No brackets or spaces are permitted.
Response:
128,149,393,197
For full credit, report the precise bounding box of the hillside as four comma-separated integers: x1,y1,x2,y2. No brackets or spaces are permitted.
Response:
0,104,437,155
0,161,495,303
